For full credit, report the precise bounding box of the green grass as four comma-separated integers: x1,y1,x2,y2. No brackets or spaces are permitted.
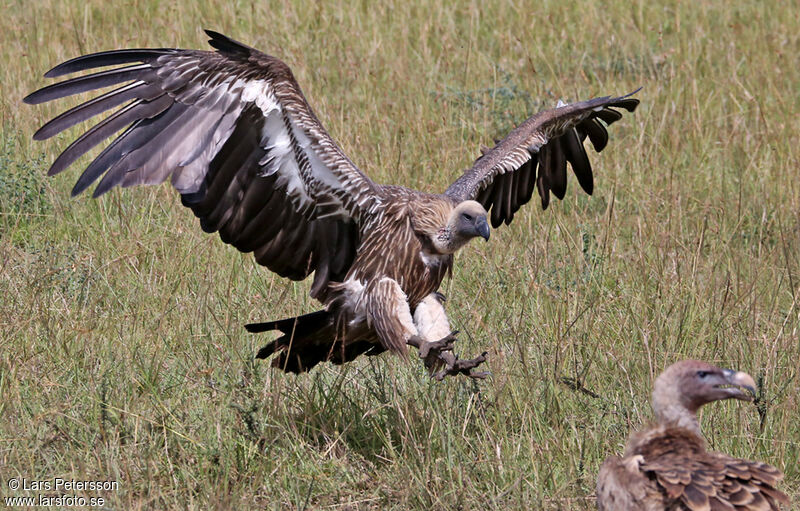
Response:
1,0,798,509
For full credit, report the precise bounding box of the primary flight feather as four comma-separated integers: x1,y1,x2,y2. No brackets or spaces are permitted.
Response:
25,30,639,378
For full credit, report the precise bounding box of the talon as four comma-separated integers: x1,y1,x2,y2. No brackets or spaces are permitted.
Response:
429,336,456,351
410,331,488,381
432,351,489,380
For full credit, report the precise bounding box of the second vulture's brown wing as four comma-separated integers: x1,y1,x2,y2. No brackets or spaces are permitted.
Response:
640,449,790,510
25,30,379,298
444,92,639,227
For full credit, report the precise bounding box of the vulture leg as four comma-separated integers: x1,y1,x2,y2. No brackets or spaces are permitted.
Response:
407,332,457,371
407,294,489,380
407,334,488,380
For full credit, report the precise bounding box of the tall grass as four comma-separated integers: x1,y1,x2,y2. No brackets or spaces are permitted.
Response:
1,0,798,509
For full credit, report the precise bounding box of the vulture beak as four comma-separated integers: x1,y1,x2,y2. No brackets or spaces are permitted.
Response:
719,369,757,401
476,216,490,241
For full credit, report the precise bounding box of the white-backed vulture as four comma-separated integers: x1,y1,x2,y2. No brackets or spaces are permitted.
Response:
25,30,639,378
596,360,790,510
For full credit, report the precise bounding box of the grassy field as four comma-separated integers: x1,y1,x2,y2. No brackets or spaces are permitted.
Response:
1,0,798,509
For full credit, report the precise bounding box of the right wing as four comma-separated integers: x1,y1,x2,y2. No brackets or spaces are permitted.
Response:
24,30,379,297
445,92,639,227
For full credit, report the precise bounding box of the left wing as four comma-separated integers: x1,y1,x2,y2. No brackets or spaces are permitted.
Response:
23,31,379,297
445,92,639,228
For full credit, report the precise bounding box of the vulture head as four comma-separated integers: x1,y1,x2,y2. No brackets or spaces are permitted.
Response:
651,360,756,433
436,200,490,253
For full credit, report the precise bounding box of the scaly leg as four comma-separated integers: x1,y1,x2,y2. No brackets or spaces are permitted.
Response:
407,332,489,380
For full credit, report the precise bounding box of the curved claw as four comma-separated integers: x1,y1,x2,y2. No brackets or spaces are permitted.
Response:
418,333,457,358
408,331,488,380
433,351,489,381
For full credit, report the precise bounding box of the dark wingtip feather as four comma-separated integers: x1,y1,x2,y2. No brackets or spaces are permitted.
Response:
90,164,128,198
22,91,39,105
31,82,154,141
43,49,173,78
550,139,567,200
90,185,112,198
204,29,252,58
537,175,550,210
23,64,150,105
72,165,104,196
614,98,640,112
563,128,594,195
32,128,50,141
579,118,609,152
612,87,642,111
595,108,623,125
47,162,64,178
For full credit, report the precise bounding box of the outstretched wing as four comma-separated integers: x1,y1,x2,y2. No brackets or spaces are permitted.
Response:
25,30,379,298
444,92,639,228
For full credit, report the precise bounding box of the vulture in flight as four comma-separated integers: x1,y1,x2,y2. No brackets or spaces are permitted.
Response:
25,30,639,379
596,360,790,510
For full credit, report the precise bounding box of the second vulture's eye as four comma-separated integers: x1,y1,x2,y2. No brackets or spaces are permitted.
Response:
697,371,709,379
462,213,473,221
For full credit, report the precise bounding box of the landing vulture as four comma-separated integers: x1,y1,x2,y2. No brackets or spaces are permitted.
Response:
25,30,639,378
597,360,790,510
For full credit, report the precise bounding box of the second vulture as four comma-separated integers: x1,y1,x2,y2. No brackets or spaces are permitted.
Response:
25,30,639,378
597,360,790,510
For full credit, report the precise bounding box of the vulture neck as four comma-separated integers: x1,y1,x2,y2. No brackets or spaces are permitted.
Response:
653,369,703,436
653,403,702,436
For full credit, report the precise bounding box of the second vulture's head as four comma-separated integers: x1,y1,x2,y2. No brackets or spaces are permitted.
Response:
435,200,490,253
651,360,756,430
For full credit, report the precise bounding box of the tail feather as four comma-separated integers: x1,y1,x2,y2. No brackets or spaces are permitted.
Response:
245,309,330,334
247,309,385,373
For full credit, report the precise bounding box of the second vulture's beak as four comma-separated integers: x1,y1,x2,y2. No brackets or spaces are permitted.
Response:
476,216,490,241
720,369,757,401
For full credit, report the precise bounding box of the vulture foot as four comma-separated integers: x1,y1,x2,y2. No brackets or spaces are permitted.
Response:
407,332,489,381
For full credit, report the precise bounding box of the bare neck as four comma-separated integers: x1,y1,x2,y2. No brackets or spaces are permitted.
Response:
653,403,702,436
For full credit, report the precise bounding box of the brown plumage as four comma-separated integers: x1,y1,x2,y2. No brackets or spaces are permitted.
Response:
25,30,638,377
596,360,790,510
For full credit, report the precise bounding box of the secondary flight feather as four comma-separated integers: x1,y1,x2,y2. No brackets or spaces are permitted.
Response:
25,30,639,378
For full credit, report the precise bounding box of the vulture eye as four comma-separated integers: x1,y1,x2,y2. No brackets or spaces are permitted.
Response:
462,213,473,221
697,371,710,379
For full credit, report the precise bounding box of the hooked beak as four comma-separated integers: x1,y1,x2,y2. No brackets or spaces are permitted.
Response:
476,216,490,241
720,369,757,401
